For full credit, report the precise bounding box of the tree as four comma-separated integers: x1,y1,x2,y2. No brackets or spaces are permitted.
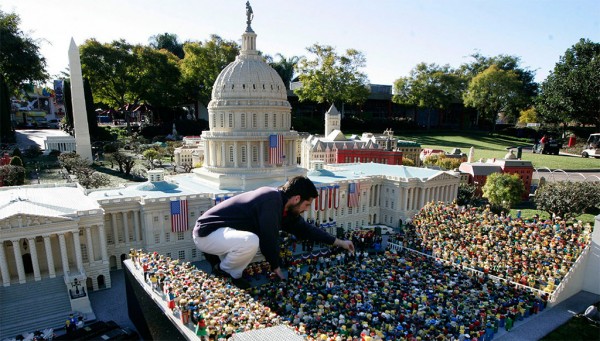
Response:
179,35,240,107
110,151,135,175
131,45,181,109
482,173,524,210
80,39,182,129
0,10,47,91
536,39,600,129
459,52,538,100
79,39,137,109
534,181,600,218
75,167,111,189
268,54,301,90
59,152,88,174
0,74,13,143
149,33,184,59
393,63,464,129
63,79,74,132
294,44,370,111
1,11,47,143
457,183,478,206
142,149,159,169
181,162,194,173
518,107,538,125
463,65,527,131
84,78,99,139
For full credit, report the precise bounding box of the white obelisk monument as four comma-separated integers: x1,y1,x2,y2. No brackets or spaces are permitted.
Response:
468,146,475,163
68,38,93,161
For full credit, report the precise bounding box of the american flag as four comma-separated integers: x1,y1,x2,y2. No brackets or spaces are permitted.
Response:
269,134,285,164
347,182,360,208
170,199,188,232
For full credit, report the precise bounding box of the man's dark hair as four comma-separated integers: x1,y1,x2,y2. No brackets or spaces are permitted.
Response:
280,176,319,201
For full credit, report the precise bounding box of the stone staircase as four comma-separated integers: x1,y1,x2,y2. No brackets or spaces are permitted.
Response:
0,277,72,340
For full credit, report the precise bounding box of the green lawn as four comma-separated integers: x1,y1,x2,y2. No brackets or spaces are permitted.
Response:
396,131,600,170
508,208,597,226
540,314,600,341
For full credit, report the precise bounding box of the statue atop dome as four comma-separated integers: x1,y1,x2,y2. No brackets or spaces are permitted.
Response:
246,1,254,29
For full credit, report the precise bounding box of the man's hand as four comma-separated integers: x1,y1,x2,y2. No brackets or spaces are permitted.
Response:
334,238,355,253
273,267,286,280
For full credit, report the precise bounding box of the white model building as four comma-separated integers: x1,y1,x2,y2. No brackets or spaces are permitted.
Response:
0,10,464,338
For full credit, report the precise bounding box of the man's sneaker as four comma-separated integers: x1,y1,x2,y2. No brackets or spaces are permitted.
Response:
231,277,252,290
212,263,230,278
203,253,221,268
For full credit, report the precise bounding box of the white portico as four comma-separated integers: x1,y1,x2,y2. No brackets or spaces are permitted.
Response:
0,184,109,292
193,15,304,190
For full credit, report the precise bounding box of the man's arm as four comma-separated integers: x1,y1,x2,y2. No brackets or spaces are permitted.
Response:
333,238,355,253
283,217,354,251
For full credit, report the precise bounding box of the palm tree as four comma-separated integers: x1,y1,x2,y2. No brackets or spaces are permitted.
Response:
269,54,301,90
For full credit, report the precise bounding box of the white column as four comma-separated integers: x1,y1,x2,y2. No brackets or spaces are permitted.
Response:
418,188,425,210
211,141,217,167
259,141,265,167
204,139,210,166
402,187,408,211
246,141,251,168
72,230,83,273
85,226,95,262
98,224,108,262
233,141,239,168
0,241,11,286
133,210,141,242
111,213,118,245
43,235,56,278
28,237,41,281
12,239,26,284
220,142,226,167
58,233,70,276
122,211,130,244
288,140,294,166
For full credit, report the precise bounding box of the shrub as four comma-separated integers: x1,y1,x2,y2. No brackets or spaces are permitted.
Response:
9,155,23,166
401,157,415,166
103,143,119,153
48,149,61,157
457,183,478,206
0,165,26,186
23,145,42,158
482,173,524,211
534,181,600,218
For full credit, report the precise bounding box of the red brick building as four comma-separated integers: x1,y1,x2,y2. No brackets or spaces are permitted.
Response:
459,158,534,200
337,149,403,165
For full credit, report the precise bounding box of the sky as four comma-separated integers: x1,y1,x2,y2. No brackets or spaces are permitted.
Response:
2,0,599,86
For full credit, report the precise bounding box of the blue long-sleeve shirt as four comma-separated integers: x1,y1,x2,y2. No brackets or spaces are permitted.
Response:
193,187,336,269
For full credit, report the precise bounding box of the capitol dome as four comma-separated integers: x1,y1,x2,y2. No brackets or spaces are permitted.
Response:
205,21,291,133
209,53,288,103
194,3,305,190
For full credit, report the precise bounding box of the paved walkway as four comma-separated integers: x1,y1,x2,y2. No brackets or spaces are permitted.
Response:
88,270,138,333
